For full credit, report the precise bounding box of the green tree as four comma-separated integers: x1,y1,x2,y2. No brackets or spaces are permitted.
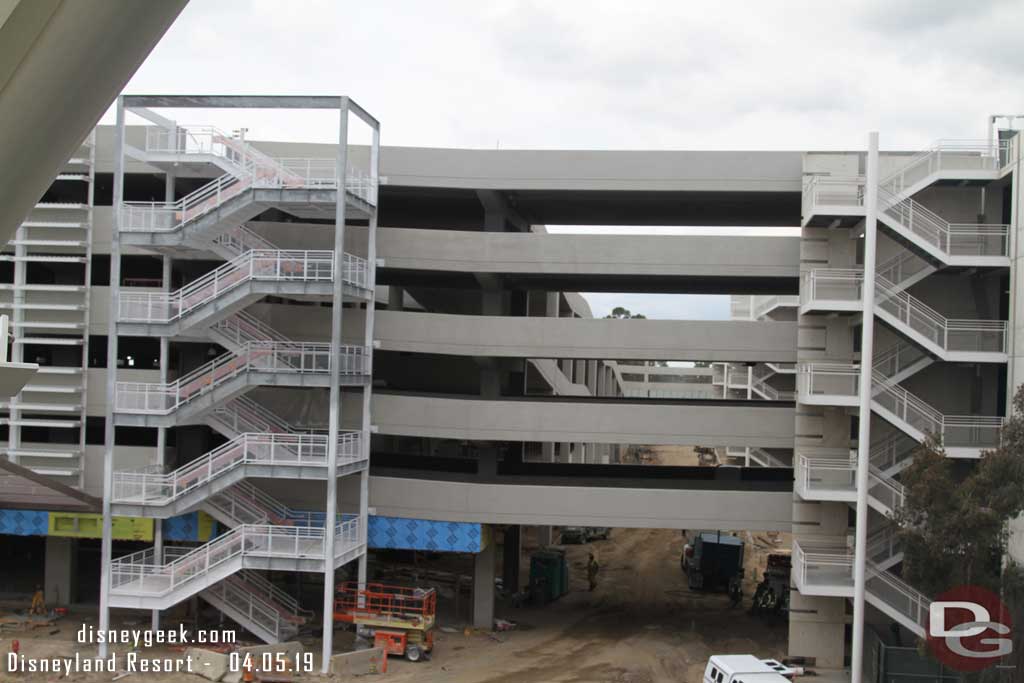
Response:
894,385,1024,679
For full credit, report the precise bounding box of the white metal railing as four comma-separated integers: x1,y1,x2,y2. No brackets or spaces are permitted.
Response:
234,569,313,622
751,364,796,401
878,187,1009,259
792,539,853,589
212,224,278,256
145,125,251,166
796,453,857,493
202,572,293,642
800,268,863,308
209,312,294,349
866,527,903,565
872,342,929,381
875,250,934,290
113,431,365,504
121,151,377,234
802,175,865,218
797,362,860,400
872,370,1002,448
870,434,916,473
335,516,363,555
867,468,905,515
792,540,930,634
110,524,328,597
795,452,905,514
796,361,1002,448
119,249,368,325
881,139,1007,197
208,396,297,436
115,342,368,415
875,274,1007,354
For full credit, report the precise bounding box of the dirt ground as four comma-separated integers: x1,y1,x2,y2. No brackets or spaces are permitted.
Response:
0,528,790,683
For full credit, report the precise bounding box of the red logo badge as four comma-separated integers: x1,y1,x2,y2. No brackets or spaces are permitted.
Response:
927,585,1013,672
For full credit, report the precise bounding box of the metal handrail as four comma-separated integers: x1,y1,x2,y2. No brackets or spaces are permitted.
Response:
880,139,1007,196
875,273,1007,354
209,312,295,349
792,539,930,633
878,186,1009,258
110,524,336,596
876,250,934,290
212,224,278,256
235,569,313,620
795,452,905,514
118,249,367,325
121,150,377,234
872,342,929,380
113,431,365,504
802,175,866,218
801,267,1007,354
797,361,860,399
800,268,864,307
115,342,368,415
204,572,287,640
796,360,1002,447
208,396,297,436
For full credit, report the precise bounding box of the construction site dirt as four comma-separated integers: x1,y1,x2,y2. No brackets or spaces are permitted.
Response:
0,524,789,683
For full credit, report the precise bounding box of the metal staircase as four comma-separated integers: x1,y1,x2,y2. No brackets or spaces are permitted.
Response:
197,570,308,643
794,137,1015,641
121,124,377,250
793,539,930,638
111,431,365,518
797,360,1002,454
108,517,363,611
117,248,369,336
114,341,368,426
106,105,379,654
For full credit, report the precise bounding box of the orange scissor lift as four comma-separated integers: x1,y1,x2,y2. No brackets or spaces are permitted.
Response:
334,582,437,662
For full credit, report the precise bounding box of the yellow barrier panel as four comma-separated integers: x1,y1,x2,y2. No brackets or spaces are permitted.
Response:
48,512,154,541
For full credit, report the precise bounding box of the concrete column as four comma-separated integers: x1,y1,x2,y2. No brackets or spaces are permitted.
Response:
152,245,171,633
502,526,521,595
480,369,501,398
473,533,496,629
44,536,76,605
541,442,555,462
388,284,403,311
535,525,553,547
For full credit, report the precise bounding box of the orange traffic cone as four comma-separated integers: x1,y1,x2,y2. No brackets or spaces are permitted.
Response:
242,659,255,683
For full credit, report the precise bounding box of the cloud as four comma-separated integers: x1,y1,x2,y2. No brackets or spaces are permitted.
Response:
112,0,1023,151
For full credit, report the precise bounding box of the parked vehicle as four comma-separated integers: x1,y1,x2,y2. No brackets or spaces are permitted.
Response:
703,655,799,683
559,527,611,544
682,530,744,594
751,553,791,614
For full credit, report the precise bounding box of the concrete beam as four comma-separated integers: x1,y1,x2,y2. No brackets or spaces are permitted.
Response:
337,310,798,363
373,228,799,283
370,393,794,448
369,476,793,531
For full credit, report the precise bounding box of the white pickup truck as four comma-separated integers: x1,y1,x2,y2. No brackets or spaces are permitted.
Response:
703,655,800,683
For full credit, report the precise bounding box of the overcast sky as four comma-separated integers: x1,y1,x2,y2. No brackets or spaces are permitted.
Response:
113,0,1023,319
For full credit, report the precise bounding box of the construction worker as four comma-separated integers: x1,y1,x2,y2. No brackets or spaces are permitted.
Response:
586,552,600,592
30,585,46,615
